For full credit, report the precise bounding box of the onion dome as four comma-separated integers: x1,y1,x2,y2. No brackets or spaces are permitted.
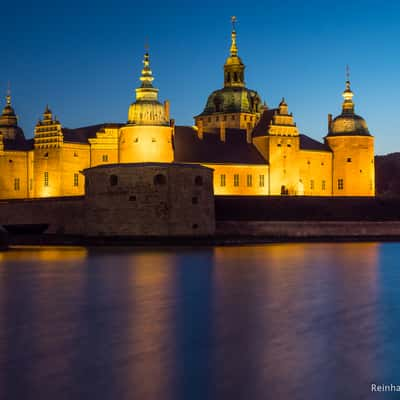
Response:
328,79,370,137
127,51,169,126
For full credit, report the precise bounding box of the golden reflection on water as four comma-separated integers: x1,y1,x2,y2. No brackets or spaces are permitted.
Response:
212,242,381,399
0,246,88,262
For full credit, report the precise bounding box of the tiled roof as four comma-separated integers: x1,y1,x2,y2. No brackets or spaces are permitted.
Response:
174,126,267,165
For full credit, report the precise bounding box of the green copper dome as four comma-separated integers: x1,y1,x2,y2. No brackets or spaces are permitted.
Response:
327,80,371,137
199,87,261,115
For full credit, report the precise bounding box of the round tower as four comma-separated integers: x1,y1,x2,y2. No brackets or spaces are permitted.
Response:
119,51,174,163
325,75,375,196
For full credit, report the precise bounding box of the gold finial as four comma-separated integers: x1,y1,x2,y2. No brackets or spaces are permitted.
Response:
6,82,11,105
231,16,237,31
139,48,154,87
346,64,351,90
230,16,238,56
342,65,354,113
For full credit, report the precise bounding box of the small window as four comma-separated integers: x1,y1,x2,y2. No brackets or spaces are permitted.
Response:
134,138,139,143
338,179,344,190
310,180,314,190
152,138,156,142
154,174,167,185
192,223,199,229
74,152,78,157
287,144,291,147
216,116,219,122
44,152,49,158
347,158,352,163
195,176,203,186
192,197,198,204
14,178,20,191
9,159,12,163
220,174,226,187
129,195,136,201
110,175,118,186
231,115,235,120
322,180,326,191
247,175,252,187
74,173,79,187
102,154,108,162
223,115,227,121
208,117,211,122
44,172,49,187
259,175,265,187
234,174,239,187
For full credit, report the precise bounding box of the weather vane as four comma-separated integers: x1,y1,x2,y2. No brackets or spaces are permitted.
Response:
231,16,237,31
145,37,149,52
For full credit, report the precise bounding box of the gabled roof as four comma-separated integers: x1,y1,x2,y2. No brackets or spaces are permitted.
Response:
252,109,277,137
174,126,267,165
62,123,123,143
3,137,34,151
299,134,331,152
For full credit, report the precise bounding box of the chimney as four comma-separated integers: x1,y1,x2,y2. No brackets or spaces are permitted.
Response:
246,122,252,143
197,119,204,140
220,120,226,142
164,100,170,121
328,113,332,130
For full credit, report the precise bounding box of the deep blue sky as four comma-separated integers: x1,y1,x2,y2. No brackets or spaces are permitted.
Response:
2,0,400,154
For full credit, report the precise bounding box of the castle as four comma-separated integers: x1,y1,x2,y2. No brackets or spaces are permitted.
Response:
0,22,375,200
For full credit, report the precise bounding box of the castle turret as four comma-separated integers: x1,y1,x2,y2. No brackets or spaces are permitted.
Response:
194,17,262,132
0,89,25,141
325,73,375,196
119,50,174,163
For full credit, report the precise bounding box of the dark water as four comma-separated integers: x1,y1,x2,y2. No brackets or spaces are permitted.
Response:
0,243,400,400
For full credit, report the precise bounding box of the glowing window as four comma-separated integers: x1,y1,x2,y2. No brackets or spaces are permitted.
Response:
338,179,344,190
322,180,326,191
247,175,252,187
102,154,108,162
14,178,20,191
234,174,239,187
44,172,49,187
74,173,79,187
220,174,226,187
259,175,265,187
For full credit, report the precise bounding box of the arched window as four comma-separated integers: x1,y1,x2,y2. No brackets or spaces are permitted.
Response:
154,174,167,185
110,175,118,186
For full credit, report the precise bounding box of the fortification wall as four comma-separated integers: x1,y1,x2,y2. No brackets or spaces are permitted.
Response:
217,221,400,238
0,197,85,234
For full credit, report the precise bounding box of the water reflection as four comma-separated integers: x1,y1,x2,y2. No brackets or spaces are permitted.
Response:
0,243,397,400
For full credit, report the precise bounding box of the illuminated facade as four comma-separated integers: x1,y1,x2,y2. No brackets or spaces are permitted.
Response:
0,22,375,200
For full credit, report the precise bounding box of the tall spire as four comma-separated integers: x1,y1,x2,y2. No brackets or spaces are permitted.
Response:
139,50,155,88
230,16,238,57
342,65,355,114
135,48,159,102
6,82,11,106
224,16,245,88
